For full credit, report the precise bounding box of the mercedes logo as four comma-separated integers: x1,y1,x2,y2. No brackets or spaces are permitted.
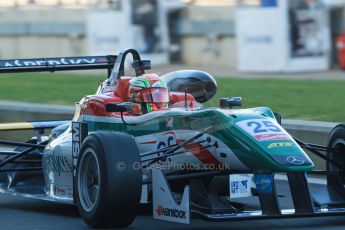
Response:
286,156,305,165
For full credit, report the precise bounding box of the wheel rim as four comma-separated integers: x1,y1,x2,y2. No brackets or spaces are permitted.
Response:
78,148,101,212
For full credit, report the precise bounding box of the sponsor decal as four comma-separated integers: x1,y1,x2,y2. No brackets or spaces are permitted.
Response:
54,185,66,195
254,134,290,141
231,179,248,194
268,142,294,148
254,174,273,194
286,156,305,165
71,122,87,176
52,185,73,199
236,119,291,142
72,122,81,177
267,154,312,166
156,205,187,219
156,132,176,163
152,169,190,224
1,58,97,67
255,134,290,141
140,132,177,163
140,131,222,167
42,155,73,176
230,174,254,198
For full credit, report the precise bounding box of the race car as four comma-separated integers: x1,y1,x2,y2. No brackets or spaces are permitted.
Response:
0,48,344,228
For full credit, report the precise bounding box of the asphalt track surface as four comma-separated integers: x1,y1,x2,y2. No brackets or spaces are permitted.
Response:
0,179,345,230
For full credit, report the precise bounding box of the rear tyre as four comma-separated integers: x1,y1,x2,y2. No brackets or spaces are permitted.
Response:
327,124,345,182
76,132,142,228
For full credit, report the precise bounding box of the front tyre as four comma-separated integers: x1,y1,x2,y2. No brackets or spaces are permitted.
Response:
76,132,142,228
327,124,345,182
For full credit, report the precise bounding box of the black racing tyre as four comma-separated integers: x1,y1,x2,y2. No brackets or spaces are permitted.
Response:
327,124,345,182
76,132,142,228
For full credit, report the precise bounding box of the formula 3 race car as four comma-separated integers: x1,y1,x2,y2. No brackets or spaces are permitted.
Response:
0,49,344,228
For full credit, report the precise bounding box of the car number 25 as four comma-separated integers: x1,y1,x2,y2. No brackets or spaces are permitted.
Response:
247,120,281,133
236,119,284,136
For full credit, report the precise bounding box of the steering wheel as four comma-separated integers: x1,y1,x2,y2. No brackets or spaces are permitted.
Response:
109,49,151,85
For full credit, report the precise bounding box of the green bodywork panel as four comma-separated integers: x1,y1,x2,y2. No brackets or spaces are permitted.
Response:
82,107,314,172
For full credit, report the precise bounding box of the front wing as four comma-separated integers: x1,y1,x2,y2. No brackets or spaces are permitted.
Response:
152,169,345,224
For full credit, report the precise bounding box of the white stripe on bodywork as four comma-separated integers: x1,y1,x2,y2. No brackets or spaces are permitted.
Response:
80,114,250,171
80,109,204,124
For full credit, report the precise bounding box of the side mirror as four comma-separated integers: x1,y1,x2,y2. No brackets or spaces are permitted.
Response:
220,97,242,109
106,102,133,113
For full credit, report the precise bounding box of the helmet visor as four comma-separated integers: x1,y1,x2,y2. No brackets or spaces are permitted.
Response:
137,88,169,103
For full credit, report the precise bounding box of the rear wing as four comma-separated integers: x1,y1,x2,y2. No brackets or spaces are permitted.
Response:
0,55,117,75
0,49,151,84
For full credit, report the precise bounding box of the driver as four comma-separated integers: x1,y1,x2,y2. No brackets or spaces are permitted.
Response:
128,74,170,115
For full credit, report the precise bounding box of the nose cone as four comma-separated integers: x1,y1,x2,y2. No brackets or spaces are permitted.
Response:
235,118,314,171
264,141,314,167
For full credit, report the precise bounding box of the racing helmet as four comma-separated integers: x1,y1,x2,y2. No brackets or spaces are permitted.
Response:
128,74,169,115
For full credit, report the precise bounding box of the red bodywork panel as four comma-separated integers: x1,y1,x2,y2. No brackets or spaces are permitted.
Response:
79,75,196,117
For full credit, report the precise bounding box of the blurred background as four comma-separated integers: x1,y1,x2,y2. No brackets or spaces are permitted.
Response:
0,0,345,72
